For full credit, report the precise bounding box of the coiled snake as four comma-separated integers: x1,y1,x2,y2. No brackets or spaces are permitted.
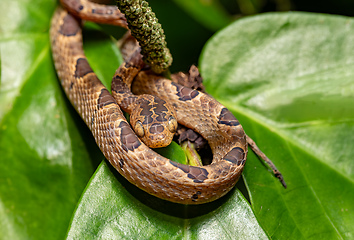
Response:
50,1,260,204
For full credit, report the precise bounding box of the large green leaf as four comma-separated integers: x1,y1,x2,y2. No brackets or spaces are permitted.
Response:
200,12,354,239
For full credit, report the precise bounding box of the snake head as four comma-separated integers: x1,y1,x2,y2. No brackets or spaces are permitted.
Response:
130,95,178,148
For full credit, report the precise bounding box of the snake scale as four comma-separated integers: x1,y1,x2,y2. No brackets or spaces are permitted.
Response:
50,0,248,204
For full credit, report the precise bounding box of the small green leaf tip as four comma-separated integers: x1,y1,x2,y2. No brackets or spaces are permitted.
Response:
117,0,173,73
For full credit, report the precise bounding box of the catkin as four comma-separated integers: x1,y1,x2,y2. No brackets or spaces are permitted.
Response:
117,0,173,73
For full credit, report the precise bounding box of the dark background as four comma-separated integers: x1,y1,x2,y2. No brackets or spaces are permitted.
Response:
144,0,354,72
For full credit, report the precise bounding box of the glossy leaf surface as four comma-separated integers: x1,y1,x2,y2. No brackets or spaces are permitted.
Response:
201,12,354,239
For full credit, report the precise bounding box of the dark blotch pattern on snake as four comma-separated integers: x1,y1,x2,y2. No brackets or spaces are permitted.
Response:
50,2,248,204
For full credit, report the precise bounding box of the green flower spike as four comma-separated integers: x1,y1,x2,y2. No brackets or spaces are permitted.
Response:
117,0,173,73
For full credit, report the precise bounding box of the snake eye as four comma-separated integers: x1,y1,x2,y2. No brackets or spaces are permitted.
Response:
134,121,145,138
167,116,178,133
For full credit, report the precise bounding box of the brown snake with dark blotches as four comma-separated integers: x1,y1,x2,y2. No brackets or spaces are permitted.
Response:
111,49,179,148
50,1,283,204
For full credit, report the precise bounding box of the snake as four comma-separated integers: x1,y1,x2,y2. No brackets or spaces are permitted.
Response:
111,49,178,148
50,1,248,204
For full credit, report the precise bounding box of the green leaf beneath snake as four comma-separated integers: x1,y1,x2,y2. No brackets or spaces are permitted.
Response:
66,161,267,239
66,11,354,240
1,0,353,239
200,12,354,239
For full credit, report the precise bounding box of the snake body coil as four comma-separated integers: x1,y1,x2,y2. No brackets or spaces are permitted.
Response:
50,4,248,204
